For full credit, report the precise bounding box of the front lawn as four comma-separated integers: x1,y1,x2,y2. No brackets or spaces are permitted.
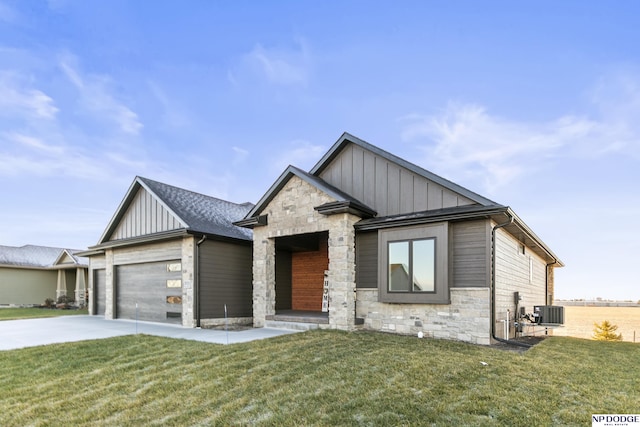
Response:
0,307,88,321
0,331,637,426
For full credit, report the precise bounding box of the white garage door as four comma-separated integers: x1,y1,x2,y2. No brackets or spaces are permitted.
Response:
116,260,182,323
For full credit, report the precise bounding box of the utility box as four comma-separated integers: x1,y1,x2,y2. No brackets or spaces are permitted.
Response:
533,305,564,325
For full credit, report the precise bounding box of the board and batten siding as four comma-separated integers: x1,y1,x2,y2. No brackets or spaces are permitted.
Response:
450,220,490,288
318,143,476,217
198,239,253,319
111,187,183,240
494,226,546,337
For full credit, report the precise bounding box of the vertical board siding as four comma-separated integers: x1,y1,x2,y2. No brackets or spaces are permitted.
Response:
494,227,547,335
451,220,489,288
355,231,378,288
319,143,476,217
111,187,183,241
291,234,328,311
198,240,253,319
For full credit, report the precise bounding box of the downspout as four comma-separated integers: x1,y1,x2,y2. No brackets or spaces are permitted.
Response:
195,235,207,328
491,212,532,348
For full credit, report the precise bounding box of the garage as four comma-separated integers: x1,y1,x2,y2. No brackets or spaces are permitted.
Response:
94,269,106,316
115,260,182,323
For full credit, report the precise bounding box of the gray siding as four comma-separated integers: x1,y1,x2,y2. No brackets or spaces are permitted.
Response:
94,269,106,315
113,240,181,265
355,231,378,288
116,260,182,323
275,250,292,310
111,187,183,240
319,144,476,216
451,220,490,288
198,240,253,319
494,226,547,337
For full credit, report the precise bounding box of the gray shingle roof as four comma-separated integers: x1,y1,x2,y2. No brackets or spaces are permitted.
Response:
138,177,254,241
0,245,88,268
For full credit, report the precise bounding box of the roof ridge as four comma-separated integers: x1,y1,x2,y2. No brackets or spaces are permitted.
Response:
138,176,254,208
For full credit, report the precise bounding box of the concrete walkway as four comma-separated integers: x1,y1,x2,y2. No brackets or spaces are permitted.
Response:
0,315,300,351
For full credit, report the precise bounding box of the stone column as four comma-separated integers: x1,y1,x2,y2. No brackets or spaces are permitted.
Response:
105,249,115,319
182,236,196,328
327,213,359,331
74,267,87,307
56,270,67,300
252,228,275,327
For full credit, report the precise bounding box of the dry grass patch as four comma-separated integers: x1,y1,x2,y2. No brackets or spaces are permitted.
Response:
0,331,638,426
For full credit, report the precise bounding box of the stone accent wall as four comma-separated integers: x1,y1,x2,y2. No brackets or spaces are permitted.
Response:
104,248,114,319
356,287,491,345
181,236,195,328
251,175,360,330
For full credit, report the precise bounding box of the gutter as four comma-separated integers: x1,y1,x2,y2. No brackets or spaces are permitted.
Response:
490,212,532,349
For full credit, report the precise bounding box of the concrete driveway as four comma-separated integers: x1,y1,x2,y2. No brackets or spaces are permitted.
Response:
0,315,300,351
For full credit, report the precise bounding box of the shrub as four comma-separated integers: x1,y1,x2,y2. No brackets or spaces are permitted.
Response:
43,298,55,308
593,320,623,341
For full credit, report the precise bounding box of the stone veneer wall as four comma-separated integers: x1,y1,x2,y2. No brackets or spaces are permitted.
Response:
356,287,491,345
181,236,195,328
251,175,360,331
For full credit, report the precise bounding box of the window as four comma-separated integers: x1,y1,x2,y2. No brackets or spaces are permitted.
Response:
388,239,435,293
378,223,449,304
167,262,182,272
167,279,182,288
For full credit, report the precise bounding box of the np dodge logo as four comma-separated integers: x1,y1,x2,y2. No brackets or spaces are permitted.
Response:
593,415,640,426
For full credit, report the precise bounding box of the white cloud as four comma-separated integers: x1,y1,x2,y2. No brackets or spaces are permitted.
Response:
269,139,326,173
0,72,59,120
58,53,143,135
400,71,640,194
230,38,311,87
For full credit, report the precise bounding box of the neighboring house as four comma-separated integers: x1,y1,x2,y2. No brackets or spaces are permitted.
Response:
0,245,88,306
79,177,254,327
236,132,563,345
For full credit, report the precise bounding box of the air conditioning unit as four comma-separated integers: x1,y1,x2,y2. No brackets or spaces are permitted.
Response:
533,305,564,325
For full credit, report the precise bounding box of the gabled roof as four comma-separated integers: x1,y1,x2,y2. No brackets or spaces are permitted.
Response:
98,177,253,244
0,245,88,269
311,132,498,207
239,166,377,223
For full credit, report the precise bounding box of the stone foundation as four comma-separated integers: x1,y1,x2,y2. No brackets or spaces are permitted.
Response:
356,287,491,345
200,317,253,328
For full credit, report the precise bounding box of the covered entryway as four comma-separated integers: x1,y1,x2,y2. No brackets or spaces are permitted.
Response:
115,260,182,323
272,232,329,324
94,269,106,315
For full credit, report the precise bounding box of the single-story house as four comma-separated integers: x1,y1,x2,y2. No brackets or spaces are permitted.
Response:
79,177,254,327
235,132,563,345
0,245,88,306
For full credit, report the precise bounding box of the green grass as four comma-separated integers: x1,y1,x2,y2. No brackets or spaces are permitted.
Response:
0,307,89,321
0,331,638,426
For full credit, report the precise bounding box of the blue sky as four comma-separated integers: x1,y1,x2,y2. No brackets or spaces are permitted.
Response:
1,1,639,300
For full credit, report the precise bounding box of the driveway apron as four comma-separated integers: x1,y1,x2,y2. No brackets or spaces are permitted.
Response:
0,315,299,351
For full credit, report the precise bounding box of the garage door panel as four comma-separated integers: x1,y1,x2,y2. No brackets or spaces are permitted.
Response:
116,260,182,323
94,269,106,316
